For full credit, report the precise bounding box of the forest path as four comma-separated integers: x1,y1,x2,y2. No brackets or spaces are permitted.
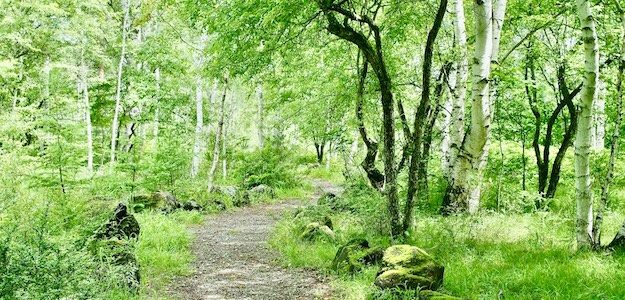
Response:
167,179,339,300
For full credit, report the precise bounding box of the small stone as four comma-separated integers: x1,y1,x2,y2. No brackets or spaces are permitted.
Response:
300,222,335,241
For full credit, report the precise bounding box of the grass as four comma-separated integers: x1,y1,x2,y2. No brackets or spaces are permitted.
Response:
136,210,204,297
269,175,625,300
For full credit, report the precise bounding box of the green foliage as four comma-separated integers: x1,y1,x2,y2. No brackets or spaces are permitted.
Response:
232,144,298,189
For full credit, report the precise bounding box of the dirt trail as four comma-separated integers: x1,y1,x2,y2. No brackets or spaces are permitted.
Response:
167,180,338,300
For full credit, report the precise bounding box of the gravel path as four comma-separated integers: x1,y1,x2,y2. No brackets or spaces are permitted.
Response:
167,180,338,300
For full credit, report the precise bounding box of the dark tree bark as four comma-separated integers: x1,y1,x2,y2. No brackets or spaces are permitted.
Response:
317,1,401,238
402,0,448,233
314,142,325,164
355,54,385,190
526,52,580,208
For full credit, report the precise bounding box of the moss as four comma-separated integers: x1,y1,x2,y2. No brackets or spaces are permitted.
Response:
418,290,461,300
375,268,436,290
376,245,444,291
300,222,336,241
383,245,434,267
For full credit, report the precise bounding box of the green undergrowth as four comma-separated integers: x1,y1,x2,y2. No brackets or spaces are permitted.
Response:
136,211,203,298
270,166,625,299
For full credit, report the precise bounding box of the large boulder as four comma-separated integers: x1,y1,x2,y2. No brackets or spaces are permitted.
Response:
332,239,384,274
151,191,182,212
300,222,336,241
130,191,181,213
214,185,238,198
95,203,140,240
249,184,275,198
93,203,141,292
374,245,444,291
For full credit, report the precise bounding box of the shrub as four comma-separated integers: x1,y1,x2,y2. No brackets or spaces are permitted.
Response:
232,145,298,189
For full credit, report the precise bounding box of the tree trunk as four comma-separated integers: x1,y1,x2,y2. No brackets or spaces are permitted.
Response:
448,0,468,177
355,55,384,190
110,0,130,165
12,57,23,110
223,98,233,180
256,84,265,149
80,50,94,174
594,8,625,250
444,0,507,214
191,77,204,178
402,0,447,233
575,0,599,250
207,76,228,192
314,142,325,164
317,1,400,238
153,68,160,151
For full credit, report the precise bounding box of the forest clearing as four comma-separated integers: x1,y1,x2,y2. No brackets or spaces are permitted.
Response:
4,0,625,299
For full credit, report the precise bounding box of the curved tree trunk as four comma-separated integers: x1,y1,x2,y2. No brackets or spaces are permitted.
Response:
317,1,400,238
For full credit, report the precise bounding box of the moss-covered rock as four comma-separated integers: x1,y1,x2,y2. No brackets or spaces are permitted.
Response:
374,245,444,290
332,239,384,274
92,203,141,292
234,192,251,207
214,185,238,198
293,206,334,229
418,290,461,300
95,203,140,240
249,184,275,198
130,191,181,213
300,222,335,241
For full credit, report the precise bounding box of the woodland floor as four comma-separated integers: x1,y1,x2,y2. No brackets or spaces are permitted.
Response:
167,180,340,300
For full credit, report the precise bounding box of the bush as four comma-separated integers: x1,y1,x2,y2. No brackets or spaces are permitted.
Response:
232,145,298,189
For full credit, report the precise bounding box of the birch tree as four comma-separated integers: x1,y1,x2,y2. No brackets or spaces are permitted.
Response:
191,35,208,178
443,0,507,214
256,84,265,149
443,0,468,179
110,0,131,164
574,0,599,249
207,76,228,192
79,48,93,174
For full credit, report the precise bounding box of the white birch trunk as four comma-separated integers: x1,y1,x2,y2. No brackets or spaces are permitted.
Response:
80,51,94,174
446,0,507,213
110,0,130,164
207,77,228,192
153,68,161,151
592,80,606,149
191,78,204,178
43,56,51,102
575,0,599,249
12,57,23,110
256,84,265,148
191,34,208,177
447,0,469,177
